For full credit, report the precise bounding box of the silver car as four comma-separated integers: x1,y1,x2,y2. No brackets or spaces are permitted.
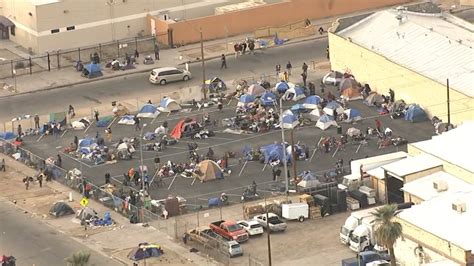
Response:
149,67,192,85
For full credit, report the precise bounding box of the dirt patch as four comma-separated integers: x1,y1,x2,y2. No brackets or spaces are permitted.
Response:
113,247,200,266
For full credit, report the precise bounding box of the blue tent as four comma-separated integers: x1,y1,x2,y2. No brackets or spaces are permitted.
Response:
137,104,159,118
84,63,102,79
291,103,306,112
0,131,15,140
297,171,320,188
261,91,277,106
344,108,362,122
260,143,291,164
275,82,290,93
305,95,322,105
79,137,94,147
404,104,427,123
282,110,298,129
239,94,256,104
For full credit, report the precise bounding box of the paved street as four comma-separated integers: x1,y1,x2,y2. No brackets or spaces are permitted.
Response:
0,201,117,266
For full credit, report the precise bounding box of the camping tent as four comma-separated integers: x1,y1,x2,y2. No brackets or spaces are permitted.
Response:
247,84,266,97
341,87,363,101
0,131,15,140
75,207,98,221
364,92,385,106
281,110,298,129
83,63,103,79
339,77,359,92
297,171,320,188
343,108,362,123
239,94,256,104
259,143,291,164
261,91,277,106
79,137,95,148
49,201,75,217
283,86,306,101
170,118,198,139
316,114,338,130
323,101,344,117
197,160,224,182
128,243,164,261
404,104,427,123
205,77,227,93
118,115,136,125
303,108,324,121
137,104,160,118
291,104,306,113
303,95,322,109
159,97,181,112
275,81,294,93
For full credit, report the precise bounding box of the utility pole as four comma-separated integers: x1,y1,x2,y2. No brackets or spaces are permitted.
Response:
290,129,297,192
446,79,451,125
279,97,289,193
200,28,207,100
265,197,272,266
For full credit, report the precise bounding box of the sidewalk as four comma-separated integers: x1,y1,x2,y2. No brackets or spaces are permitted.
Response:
0,153,218,266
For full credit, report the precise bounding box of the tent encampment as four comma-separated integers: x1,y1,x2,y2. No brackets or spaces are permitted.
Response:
281,110,298,129
50,111,67,126
159,97,181,112
118,115,136,125
404,104,427,123
137,104,160,118
197,160,224,182
259,143,291,164
341,87,363,101
75,207,98,221
239,94,256,104
275,81,294,93
128,243,164,261
323,101,344,117
339,77,359,92
247,84,266,97
49,201,75,217
364,92,385,106
303,95,322,109
283,86,306,101
316,114,338,130
113,104,130,117
205,77,227,93
343,108,362,123
297,171,320,188
0,131,15,140
303,108,324,121
261,91,277,106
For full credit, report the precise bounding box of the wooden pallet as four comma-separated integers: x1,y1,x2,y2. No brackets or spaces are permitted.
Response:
309,206,322,220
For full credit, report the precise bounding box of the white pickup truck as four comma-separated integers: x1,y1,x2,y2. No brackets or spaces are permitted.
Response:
254,213,287,232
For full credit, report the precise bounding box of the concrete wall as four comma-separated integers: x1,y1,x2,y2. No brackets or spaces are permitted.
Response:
328,32,474,126
153,0,410,45
394,236,458,266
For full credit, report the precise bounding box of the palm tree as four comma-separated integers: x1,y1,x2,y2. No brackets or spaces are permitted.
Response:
372,204,403,266
65,250,91,266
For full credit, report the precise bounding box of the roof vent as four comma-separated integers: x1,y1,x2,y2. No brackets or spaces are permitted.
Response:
395,6,408,25
433,180,448,192
452,200,466,213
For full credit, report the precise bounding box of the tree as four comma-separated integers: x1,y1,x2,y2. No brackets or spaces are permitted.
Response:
65,250,91,266
372,204,403,266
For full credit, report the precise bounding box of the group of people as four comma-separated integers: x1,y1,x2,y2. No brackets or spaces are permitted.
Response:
233,38,256,58
275,61,310,87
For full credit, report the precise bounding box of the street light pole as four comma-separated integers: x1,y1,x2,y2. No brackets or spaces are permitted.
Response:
279,97,289,193
140,123,147,192
265,197,272,266
200,28,207,100
12,69,17,93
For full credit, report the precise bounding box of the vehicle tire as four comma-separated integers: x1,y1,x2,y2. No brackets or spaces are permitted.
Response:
363,246,370,251
160,79,167,85
183,75,190,81
298,216,305,222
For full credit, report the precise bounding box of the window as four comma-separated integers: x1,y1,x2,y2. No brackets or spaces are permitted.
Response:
10,26,15,36
51,29,59,34
66,26,75,31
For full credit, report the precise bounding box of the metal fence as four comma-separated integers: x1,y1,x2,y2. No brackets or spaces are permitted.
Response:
0,36,161,79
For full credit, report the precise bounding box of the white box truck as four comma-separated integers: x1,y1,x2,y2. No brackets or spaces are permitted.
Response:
340,207,378,245
282,203,309,222
349,216,377,253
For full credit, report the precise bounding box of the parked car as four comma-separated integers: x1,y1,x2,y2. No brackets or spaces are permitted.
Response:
322,70,344,86
221,240,243,257
188,227,243,257
237,220,264,236
209,220,249,243
253,213,287,232
149,67,192,85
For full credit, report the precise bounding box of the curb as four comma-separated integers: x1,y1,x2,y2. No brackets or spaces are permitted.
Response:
0,34,327,100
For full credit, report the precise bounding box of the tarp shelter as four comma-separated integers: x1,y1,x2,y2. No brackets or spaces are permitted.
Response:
341,87,363,101
247,84,266,96
283,86,306,101
261,91,277,106
83,63,103,79
260,143,291,164
128,243,164,261
323,101,344,117
170,118,197,139
364,92,385,106
159,97,181,112
79,137,95,148
205,77,227,93
197,160,224,182
298,171,320,188
291,103,306,113
339,77,359,92
50,111,67,126
49,201,75,217
281,110,298,129
0,131,15,140
118,115,136,125
303,108,324,121
137,104,160,118
239,94,256,104
303,95,322,109
275,81,294,93
404,104,428,123
75,207,98,221
97,116,113,127
343,108,362,123
113,104,129,117
316,114,338,130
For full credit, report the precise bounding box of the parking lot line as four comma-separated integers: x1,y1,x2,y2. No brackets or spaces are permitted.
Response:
207,136,233,141
84,121,94,133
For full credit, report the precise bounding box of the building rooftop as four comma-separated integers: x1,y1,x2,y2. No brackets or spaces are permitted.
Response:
402,171,473,201
30,0,60,6
337,8,474,97
410,121,474,174
382,154,443,178
398,190,474,252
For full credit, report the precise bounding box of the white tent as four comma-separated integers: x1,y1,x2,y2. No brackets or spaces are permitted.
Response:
283,86,306,101
316,114,338,130
323,101,344,117
303,108,324,122
158,97,181,112
281,110,298,129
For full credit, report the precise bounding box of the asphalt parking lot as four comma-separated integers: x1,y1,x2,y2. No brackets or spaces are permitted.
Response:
18,79,435,207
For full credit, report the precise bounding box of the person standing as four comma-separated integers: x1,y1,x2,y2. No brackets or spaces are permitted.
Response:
302,62,308,74
34,114,40,130
37,174,43,188
242,42,247,54
134,116,141,131
0,158,5,172
308,82,316,95
275,64,281,78
375,119,382,133
105,172,111,184
217,99,223,112
73,136,79,149
248,40,255,55
234,43,240,58
17,124,22,137
94,110,99,122
154,44,160,60
24,176,30,190
220,54,227,69
283,71,289,82
56,154,62,168
68,105,75,118
134,49,139,58
105,127,112,142
389,89,395,103
286,61,292,76
326,46,330,60
301,72,308,87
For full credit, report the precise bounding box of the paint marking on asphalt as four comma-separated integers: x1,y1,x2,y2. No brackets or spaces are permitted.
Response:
60,129,68,138
150,114,160,125
36,134,45,142
107,116,118,128
207,136,233,141
178,140,210,145
84,121,94,133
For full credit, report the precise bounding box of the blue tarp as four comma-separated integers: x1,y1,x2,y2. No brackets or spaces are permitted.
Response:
346,108,361,119
404,104,427,123
300,171,317,181
79,137,94,147
305,95,321,105
0,131,15,140
319,114,335,123
275,82,290,93
261,91,277,106
97,116,113,127
291,103,306,112
260,143,291,164
282,111,298,127
85,63,101,74
239,94,256,104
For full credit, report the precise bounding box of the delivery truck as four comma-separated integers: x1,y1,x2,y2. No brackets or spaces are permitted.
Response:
282,203,309,222
340,207,378,245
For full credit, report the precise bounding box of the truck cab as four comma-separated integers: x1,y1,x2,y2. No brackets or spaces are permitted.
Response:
349,221,374,253
340,207,378,245
210,220,249,243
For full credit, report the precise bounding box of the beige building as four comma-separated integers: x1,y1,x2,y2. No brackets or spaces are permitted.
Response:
328,3,474,125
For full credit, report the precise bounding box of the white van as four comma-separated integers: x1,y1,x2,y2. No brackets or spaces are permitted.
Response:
149,67,192,85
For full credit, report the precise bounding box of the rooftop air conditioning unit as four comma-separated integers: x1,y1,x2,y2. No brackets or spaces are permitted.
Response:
433,180,448,192
452,200,466,213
